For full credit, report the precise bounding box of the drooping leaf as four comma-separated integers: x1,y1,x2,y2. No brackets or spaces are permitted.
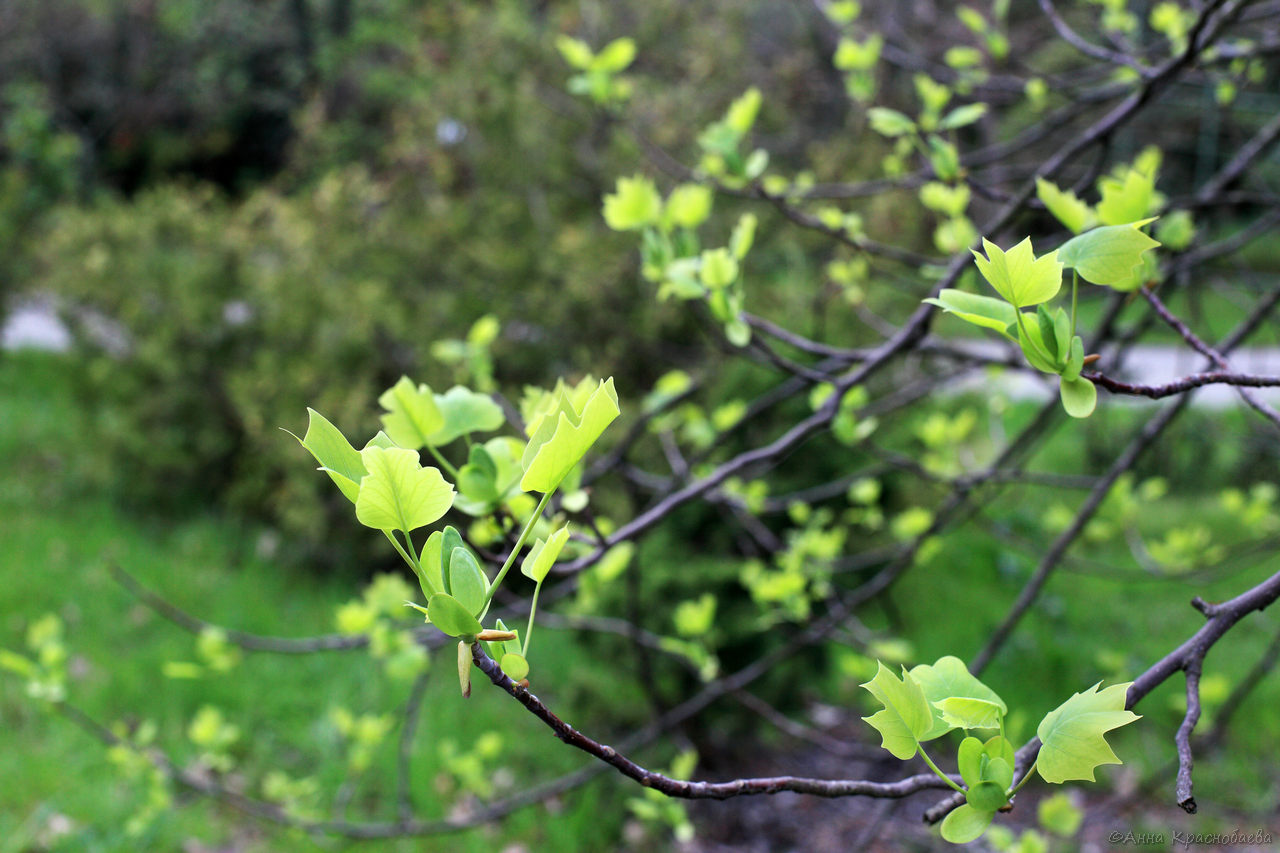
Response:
290,408,367,503
972,237,1063,307
860,663,933,759
521,378,620,493
1056,223,1160,287
1035,178,1093,234
447,546,489,617
354,446,454,533
940,804,994,844
1059,376,1097,418
428,594,482,638
909,655,1008,741
427,386,505,446
1036,682,1140,783
521,524,572,584
923,289,1017,337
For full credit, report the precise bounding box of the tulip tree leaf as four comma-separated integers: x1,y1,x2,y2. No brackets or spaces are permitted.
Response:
1056,222,1159,287
957,736,985,788
1036,682,1140,783
936,697,1005,730
428,386,506,446
923,289,1017,336
447,546,489,617
379,377,445,450
502,652,530,681
521,378,620,493
291,408,366,503
940,804,994,844
521,524,572,583
1036,178,1093,234
417,531,445,598
355,446,454,533
428,594,482,638
860,663,933,759
909,655,1007,741
1059,376,1097,419
972,237,1062,307
967,780,1008,812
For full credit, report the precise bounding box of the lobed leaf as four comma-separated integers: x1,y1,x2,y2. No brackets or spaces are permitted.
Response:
1036,682,1140,783
521,524,572,584
1056,222,1160,288
379,377,445,450
923,289,1017,337
428,386,505,446
354,446,454,533
909,655,1008,741
521,378,620,493
291,408,366,503
860,663,933,759
972,237,1062,307
1035,178,1093,234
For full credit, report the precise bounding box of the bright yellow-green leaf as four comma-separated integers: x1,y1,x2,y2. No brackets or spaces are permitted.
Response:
1059,376,1097,418
972,237,1062,307
355,446,454,533
555,35,594,70
860,662,933,759
591,37,636,73
502,652,530,681
665,184,714,229
291,408,366,503
1036,682,1140,783
1056,222,1160,287
909,655,1008,740
427,386,505,446
940,804,995,843
447,546,488,617
429,594,482,638
1036,178,1094,234
603,176,663,231
1097,168,1154,226
521,378,620,493
700,248,739,289
868,107,915,137
520,523,571,583
379,377,445,450
935,697,1004,730
725,88,762,135
924,289,1017,337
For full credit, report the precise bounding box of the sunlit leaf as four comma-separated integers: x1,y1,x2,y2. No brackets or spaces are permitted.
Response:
860,663,933,759
291,409,366,503
1059,376,1097,419
521,524,572,584
379,377,445,450
1036,178,1093,234
972,237,1062,307
521,378,620,493
1036,682,1140,783
428,594,482,638
909,655,1008,740
354,446,454,532
1056,222,1159,288
923,289,1017,337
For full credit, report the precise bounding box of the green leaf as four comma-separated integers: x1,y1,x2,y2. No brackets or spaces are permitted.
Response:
868,107,915,137
923,289,1017,337
457,444,500,504
1037,791,1084,837
1035,178,1093,234
555,35,594,70
985,757,1014,791
700,248,739,289
1156,210,1196,251
1036,304,1059,362
354,446,455,533
448,546,488,617
379,377,445,450
983,735,1015,769
936,697,1005,730
972,238,1062,307
1036,682,1140,783
967,780,1009,812
417,531,445,599
1059,376,1097,418
521,378,620,493
291,408,366,503
591,38,636,73
860,663,933,759
428,594,482,638
940,804,994,844
938,102,987,130
1062,336,1085,381
1056,223,1160,287
909,655,1008,741
664,184,714,230
521,524,572,583
1096,168,1154,226
957,736,985,788
1017,314,1061,374
603,176,663,231
427,386,505,446
729,213,757,258
457,640,472,697
725,88,762,135
501,652,530,681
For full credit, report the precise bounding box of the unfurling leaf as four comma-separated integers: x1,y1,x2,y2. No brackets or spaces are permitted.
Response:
457,641,472,697
603,176,663,231
521,524,572,583
354,446,454,533
428,386,505,446
1036,682,1140,783
501,652,530,681
379,377,445,450
860,662,933,759
909,655,1007,740
1036,178,1094,234
521,378,620,493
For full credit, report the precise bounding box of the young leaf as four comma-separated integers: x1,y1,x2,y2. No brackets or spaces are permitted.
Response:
1017,315,1061,374
665,184,714,230
1056,223,1160,288
1059,376,1097,419
355,447,455,533
428,594,483,638
591,37,636,73
448,546,489,617
457,640,472,698
417,531,445,599
940,804,994,844
923,289,1017,337
291,408,366,503
379,377,445,450
937,102,987,131
1036,304,1059,362
972,237,1062,307
935,697,1004,730
868,107,915,137
501,652,530,681
521,378,620,493
555,35,594,70
603,176,663,231
1062,336,1085,381
860,663,933,759
1035,178,1093,234
1036,682,1140,783
725,88,762,135
428,386,505,446
1096,168,1154,226
966,780,1008,812
910,655,1008,740
521,524,572,583
957,736,985,788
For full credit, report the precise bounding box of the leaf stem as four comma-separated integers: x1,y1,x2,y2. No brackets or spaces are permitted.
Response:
385,530,437,597
1009,758,1039,796
917,743,966,794
423,443,459,479
522,579,544,657
1070,269,1079,338
480,491,553,616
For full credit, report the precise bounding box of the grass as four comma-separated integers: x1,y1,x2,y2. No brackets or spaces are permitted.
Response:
0,351,635,852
